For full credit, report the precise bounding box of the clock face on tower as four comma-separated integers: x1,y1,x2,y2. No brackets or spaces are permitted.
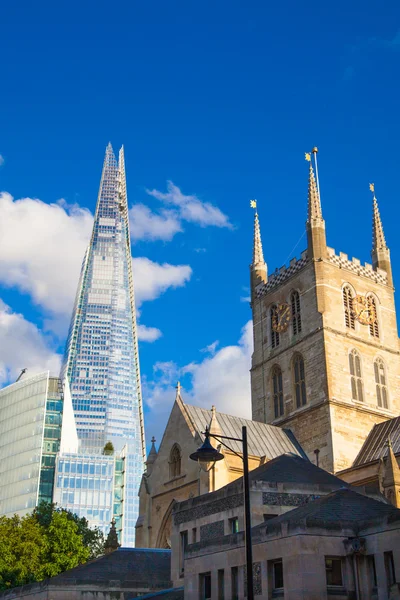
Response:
272,303,291,333
352,294,377,325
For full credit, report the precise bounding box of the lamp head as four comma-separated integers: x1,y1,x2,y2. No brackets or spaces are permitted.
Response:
189,426,224,471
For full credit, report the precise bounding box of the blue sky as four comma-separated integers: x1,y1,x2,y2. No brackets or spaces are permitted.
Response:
1,1,400,442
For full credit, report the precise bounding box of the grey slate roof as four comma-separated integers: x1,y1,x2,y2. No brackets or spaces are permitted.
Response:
183,403,307,459
247,453,349,485
353,416,400,466
257,488,400,532
49,548,171,588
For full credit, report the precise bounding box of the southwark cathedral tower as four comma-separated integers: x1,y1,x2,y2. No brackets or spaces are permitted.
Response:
250,151,400,473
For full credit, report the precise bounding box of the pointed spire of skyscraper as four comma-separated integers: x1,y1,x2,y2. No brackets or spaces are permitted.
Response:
250,200,267,297
370,184,392,286
305,148,326,260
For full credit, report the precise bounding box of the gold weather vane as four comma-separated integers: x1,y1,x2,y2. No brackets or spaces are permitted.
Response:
305,152,311,162
250,199,257,209
370,183,375,196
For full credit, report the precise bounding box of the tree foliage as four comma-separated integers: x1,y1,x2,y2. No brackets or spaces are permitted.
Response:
0,503,105,591
103,441,114,455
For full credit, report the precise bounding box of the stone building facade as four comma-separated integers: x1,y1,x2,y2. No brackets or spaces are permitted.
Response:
183,489,400,600
135,389,305,550
250,156,400,473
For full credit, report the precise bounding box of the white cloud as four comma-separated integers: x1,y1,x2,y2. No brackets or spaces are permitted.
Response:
146,181,232,229
0,193,192,324
0,192,93,317
0,155,4,167
137,324,162,342
200,340,219,355
132,257,192,306
240,296,251,303
129,203,182,242
143,321,253,443
0,299,61,386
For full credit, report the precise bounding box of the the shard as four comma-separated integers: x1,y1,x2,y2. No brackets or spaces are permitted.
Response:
61,143,145,544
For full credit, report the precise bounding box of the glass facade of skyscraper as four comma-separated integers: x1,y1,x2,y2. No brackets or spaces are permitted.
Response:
61,144,145,545
53,451,125,538
0,372,74,517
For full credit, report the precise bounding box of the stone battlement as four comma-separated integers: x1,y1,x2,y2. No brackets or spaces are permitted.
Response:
326,247,388,285
255,250,309,298
255,246,388,300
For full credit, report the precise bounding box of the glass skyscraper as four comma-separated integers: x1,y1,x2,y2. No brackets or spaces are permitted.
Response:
61,143,145,545
0,372,78,518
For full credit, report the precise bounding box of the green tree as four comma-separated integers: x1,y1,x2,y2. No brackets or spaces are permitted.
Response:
0,503,105,591
103,441,114,455
33,502,104,560
0,515,45,590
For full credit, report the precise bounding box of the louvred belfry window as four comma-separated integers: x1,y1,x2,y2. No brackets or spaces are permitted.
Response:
291,291,302,335
293,355,306,408
374,358,388,408
368,296,379,338
349,349,364,402
343,286,355,330
270,306,280,349
272,366,284,418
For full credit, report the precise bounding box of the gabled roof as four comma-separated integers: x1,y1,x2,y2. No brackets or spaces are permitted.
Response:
257,488,400,532
247,453,348,486
353,417,400,466
182,403,307,460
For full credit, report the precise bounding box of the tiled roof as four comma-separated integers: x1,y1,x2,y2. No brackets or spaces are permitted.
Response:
49,548,171,587
353,417,400,466
183,403,307,460
257,488,400,532
247,453,349,486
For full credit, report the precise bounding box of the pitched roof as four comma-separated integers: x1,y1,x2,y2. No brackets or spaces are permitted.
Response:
247,453,348,486
353,417,400,466
258,488,400,532
49,548,171,588
183,403,307,460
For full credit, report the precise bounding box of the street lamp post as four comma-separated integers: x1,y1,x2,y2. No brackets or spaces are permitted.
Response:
189,425,254,600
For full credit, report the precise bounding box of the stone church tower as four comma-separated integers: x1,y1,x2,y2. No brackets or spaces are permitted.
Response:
250,151,400,473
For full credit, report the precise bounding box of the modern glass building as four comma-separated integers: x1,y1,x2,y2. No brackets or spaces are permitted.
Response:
0,371,78,518
53,450,126,538
61,143,145,546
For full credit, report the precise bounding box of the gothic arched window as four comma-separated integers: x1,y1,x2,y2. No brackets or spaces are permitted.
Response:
270,305,280,349
368,296,380,338
169,444,181,478
272,366,284,418
349,349,363,402
291,291,302,335
374,358,388,408
293,355,306,408
343,286,355,330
